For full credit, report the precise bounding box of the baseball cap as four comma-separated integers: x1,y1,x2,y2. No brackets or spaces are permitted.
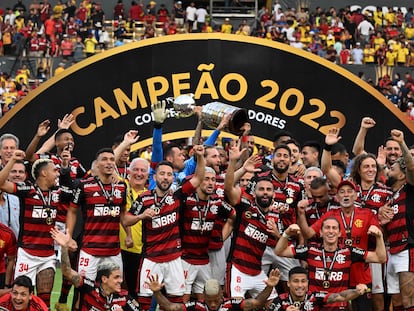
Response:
204,279,220,295
337,180,357,191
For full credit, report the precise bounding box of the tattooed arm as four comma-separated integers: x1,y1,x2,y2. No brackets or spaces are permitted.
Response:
326,284,367,303
50,227,81,287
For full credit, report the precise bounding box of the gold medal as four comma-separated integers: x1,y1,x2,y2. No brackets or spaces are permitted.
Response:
46,217,53,225
286,198,293,204
322,280,330,289
293,302,301,308
345,239,353,246
110,209,117,217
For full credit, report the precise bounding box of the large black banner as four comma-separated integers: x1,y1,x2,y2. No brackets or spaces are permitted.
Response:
0,34,412,165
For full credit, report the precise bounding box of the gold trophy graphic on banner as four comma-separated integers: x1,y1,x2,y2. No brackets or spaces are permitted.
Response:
171,94,249,136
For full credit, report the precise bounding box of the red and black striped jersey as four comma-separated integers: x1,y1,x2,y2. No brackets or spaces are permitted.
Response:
71,177,127,256
228,194,275,275
355,183,392,217
305,198,339,227
269,291,330,311
36,153,88,180
79,277,141,311
129,182,195,262
385,183,410,254
13,181,71,256
182,174,225,252
248,171,304,232
293,245,366,310
311,207,379,286
181,189,234,264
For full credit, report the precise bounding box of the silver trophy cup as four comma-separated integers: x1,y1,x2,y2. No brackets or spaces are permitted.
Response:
173,95,248,135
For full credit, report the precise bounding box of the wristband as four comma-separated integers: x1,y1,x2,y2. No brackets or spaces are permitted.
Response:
323,144,332,152
241,135,248,143
282,232,289,239
153,122,163,129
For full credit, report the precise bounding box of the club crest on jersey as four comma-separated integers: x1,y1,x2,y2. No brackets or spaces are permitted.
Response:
336,254,346,264
113,189,122,199
370,194,381,203
165,196,174,205
304,301,314,311
52,192,60,203
269,301,281,311
354,219,363,228
210,204,218,214
110,305,122,311
286,187,295,198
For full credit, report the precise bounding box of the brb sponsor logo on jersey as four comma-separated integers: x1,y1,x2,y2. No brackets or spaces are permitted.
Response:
152,212,177,228
244,223,269,243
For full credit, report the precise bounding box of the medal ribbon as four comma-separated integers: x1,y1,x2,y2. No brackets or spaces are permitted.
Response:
35,186,52,207
322,248,338,281
272,174,288,193
195,193,210,232
114,163,128,179
152,189,170,208
255,204,269,225
313,201,332,220
340,210,354,240
36,186,53,222
391,183,405,205
96,178,115,206
359,184,374,206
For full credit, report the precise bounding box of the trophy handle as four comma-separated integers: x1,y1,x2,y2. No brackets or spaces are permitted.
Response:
164,97,175,105
172,94,196,118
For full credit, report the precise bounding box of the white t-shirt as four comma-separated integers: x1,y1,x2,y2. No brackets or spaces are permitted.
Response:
186,6,197,21
273,3,281,14
357,20,374,36
195,8,208,23
351,48,364,64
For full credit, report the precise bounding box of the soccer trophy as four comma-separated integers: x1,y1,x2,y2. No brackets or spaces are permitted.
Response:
172,94,249,136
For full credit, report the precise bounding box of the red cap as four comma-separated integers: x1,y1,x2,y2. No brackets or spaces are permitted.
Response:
337,180,357,191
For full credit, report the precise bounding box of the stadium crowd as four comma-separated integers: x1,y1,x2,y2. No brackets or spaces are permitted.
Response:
0,1,414,117
0,93,412,311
